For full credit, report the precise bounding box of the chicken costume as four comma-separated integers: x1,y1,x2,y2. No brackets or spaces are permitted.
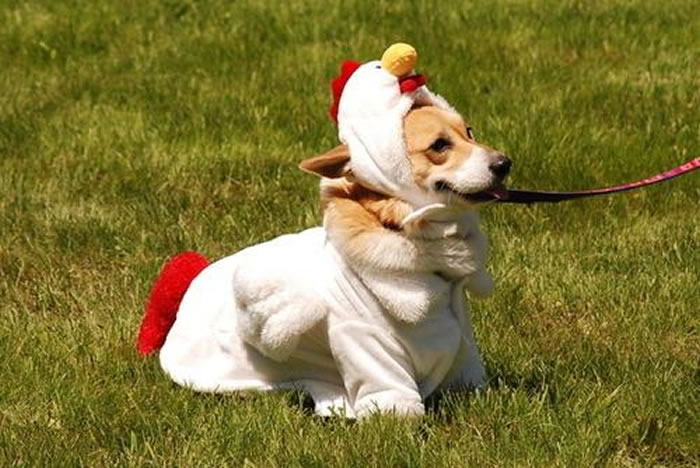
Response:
138,44,492,418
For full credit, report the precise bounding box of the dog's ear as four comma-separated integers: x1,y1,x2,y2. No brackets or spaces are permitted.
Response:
299,145,351,179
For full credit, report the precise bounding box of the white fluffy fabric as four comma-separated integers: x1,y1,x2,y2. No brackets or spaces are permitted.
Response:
159,54,492,418
159,216,489,418
337,60,456,212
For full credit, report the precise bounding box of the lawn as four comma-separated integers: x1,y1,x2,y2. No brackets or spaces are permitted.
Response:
1,0,698,465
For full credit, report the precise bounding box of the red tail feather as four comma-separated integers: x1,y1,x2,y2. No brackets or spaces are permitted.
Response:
137,252,209,355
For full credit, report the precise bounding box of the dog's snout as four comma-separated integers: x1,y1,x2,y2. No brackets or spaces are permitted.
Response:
489,155,512,178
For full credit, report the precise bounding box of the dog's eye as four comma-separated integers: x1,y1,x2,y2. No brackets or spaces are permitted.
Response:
466,127,475,140
430,138,451,152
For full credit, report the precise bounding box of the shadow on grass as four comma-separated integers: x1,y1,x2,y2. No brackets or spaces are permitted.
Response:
486,364,559,403
277,362,560,425
164,358,558,428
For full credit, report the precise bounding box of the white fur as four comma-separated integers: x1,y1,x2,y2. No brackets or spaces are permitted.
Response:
431,147,497,195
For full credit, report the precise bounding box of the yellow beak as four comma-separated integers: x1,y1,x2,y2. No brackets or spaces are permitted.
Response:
381,43,417,77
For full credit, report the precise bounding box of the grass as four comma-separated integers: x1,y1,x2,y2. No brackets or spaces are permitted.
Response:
1,0,698,465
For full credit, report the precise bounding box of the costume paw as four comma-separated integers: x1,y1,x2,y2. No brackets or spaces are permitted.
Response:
464,270,494,299
355,397,425,419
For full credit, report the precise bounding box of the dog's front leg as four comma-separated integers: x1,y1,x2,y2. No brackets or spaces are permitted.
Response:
328,319,424,418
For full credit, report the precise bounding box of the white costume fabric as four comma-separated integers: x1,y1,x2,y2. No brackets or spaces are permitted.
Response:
160,218,488,418
159,46,492,417
337,60,457,216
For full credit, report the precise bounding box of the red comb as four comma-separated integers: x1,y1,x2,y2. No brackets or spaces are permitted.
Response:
329,60,361,123
399,74,426,94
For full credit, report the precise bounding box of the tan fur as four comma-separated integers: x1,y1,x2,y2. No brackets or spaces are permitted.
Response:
321,179,422,272
299,145,353,179
300,105,504,280
321,188,488,280
403,106,501,187
321,179,413,231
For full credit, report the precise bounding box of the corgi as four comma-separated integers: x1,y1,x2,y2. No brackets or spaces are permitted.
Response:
138,104,511,418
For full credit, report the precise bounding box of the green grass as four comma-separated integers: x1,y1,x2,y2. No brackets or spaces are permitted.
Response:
1,0,698,465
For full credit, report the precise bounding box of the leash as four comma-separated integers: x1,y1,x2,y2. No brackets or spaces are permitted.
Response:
498,158,699,204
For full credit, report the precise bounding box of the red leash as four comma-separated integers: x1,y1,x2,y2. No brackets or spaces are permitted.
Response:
499,158,699,204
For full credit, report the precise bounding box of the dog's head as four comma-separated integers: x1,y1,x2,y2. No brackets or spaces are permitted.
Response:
301,105,511,210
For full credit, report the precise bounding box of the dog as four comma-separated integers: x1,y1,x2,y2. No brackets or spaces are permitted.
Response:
138,103,511,418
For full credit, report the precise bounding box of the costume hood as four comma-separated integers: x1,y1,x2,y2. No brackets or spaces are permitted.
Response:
330,43,459,220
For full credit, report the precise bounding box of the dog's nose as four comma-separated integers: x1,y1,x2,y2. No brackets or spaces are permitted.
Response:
489,156,512,178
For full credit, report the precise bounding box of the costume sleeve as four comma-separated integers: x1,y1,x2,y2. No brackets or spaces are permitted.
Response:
328,319,424,418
